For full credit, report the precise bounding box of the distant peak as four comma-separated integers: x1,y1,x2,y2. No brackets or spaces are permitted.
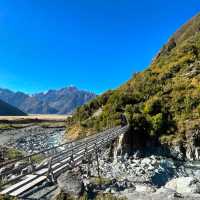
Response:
66,85,77,89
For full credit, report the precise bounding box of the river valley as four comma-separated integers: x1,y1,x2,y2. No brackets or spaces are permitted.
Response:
1,127,200,200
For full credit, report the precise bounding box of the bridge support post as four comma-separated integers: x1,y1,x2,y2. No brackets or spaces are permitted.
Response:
83,143,91,177
28,156,35,172
70,146,75,168
47,157,56,184
95,143,101,185
83,143,88,159
87,156,91,177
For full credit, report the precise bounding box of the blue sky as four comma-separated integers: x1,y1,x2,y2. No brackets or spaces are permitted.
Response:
0,0,199,94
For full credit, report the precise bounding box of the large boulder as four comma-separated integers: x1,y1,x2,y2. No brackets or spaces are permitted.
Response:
57,170,84,198
135,184,156,193
165,177,200,194
119,186,200,200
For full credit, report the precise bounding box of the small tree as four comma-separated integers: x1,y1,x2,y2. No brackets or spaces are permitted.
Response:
150,113,164,137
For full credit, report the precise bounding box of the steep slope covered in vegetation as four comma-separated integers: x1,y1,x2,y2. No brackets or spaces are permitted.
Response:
66,14,200,150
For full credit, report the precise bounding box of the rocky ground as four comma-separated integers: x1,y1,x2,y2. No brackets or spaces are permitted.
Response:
0,126,65,154
2,127,200,199
0,126,65,194
52,149,200,200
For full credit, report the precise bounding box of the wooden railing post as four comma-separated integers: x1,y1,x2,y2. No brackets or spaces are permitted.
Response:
85,142,91,177
29,156,35,172
70,144,75,168
47,157,55,183
84,142,88,158
87,154,92,177
95,142,101,185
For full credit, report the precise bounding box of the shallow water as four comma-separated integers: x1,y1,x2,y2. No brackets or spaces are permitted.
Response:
183,160,200,178
46,131,65,146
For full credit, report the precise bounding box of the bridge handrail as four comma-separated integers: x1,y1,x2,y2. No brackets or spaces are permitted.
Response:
0,126,122,168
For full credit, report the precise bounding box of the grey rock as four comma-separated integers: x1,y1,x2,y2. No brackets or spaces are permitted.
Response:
148,165,155,171
170,145,184,160
186,129,200,160
105,187,111,193
195,147,200,160
0,167,6,174
141,158,152,165
165,177,200,194
133,150,143,159
14,161,25,169
57,170,84,198
7,174,17,181
110,187,117,194
119,186,200,200
135,184,156,193
21,166,33,175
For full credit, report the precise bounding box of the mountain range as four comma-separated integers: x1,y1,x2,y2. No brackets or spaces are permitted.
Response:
0,86,96,114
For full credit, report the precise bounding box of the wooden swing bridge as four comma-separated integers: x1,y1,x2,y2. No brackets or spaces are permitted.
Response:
0,125,129,197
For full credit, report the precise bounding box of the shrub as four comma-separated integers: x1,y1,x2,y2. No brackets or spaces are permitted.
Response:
130,113,150,133
149,113,164,136
0,195,17,200
143,97,162,115
7,148,23,160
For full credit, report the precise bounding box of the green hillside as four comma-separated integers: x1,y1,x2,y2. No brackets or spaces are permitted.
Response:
66,13,200,147
0,99,26,116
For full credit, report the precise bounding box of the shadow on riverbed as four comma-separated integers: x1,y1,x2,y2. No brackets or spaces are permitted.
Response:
150,161,176,186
